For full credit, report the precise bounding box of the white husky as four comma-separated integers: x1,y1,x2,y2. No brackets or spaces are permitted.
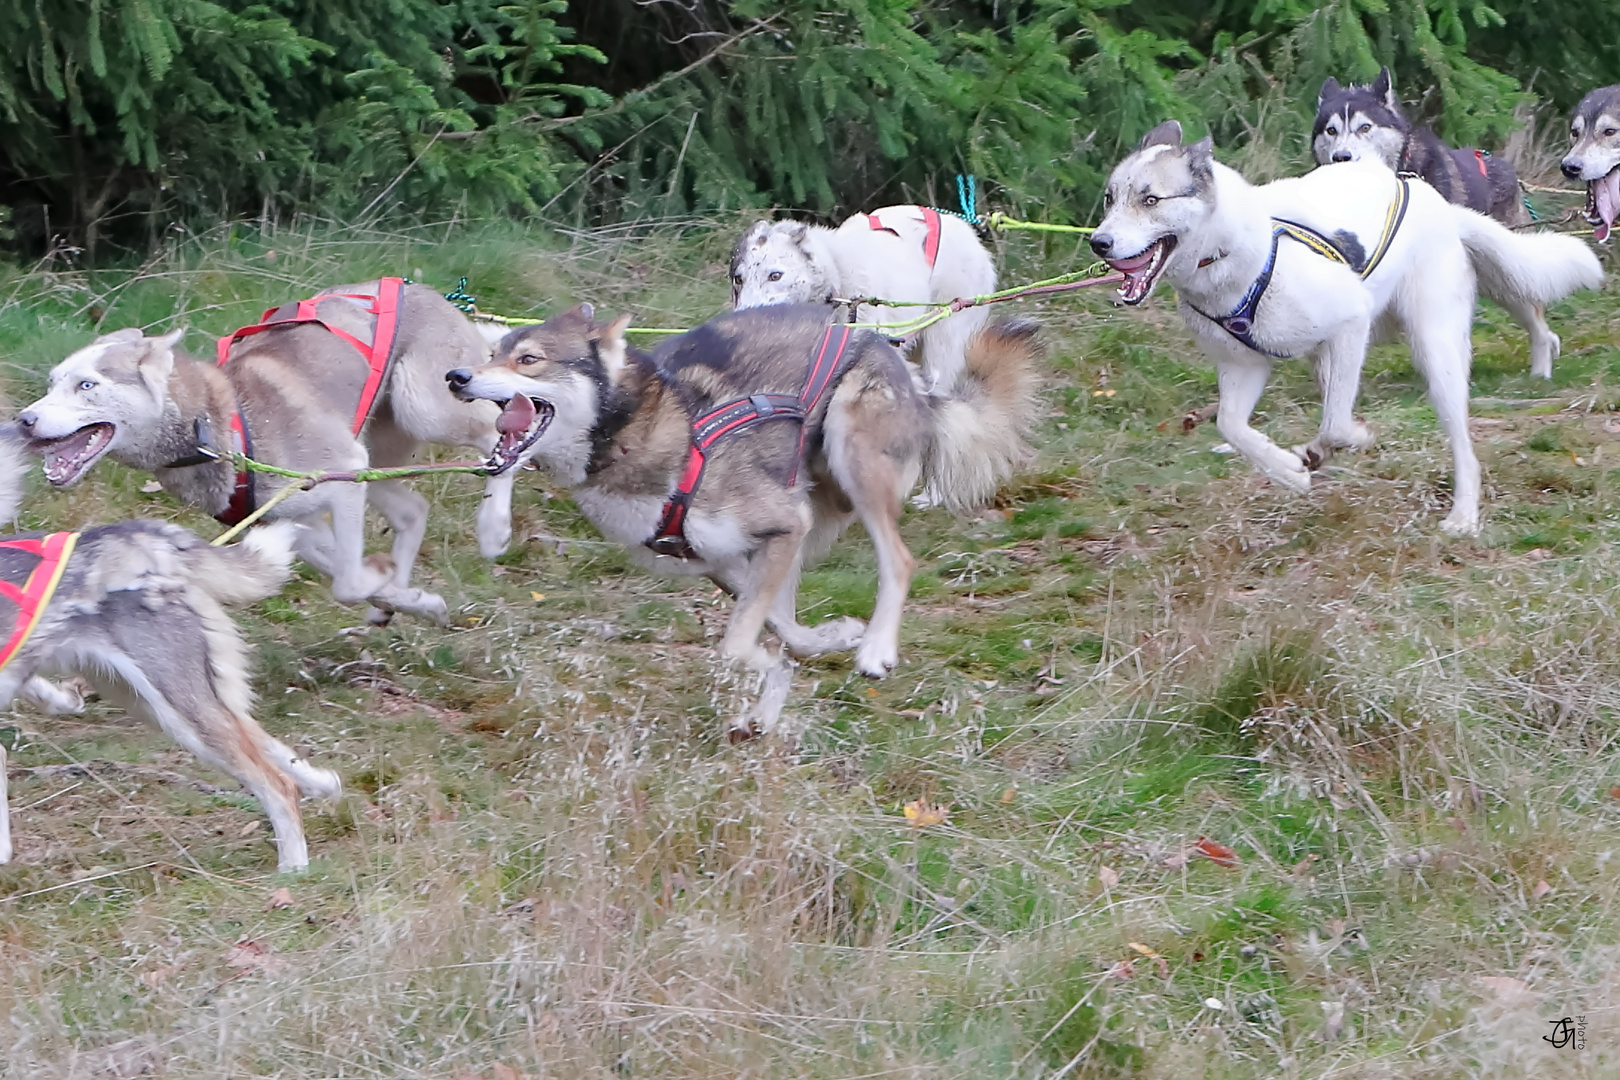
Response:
729,207,997,395
1090,121,1602,536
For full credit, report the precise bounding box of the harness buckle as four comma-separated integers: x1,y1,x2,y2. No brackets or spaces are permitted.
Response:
647,534,695,559
750,394,777,418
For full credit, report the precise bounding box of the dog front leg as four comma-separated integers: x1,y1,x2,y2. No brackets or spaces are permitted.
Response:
1297,326,1375,468
476,468,518,559
0,744,10,863
365,479,429,590
1215,360,1312,491
718,529,808,672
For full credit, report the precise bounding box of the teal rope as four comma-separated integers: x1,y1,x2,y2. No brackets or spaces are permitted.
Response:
443,277,477,312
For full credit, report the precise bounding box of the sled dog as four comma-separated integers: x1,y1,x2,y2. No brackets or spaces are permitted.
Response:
1313,69,1566,377
1090,121,1602,535
17,281,518,624
445,304,1037,736
0,434,339,873
1561,85,1620,244
729,207,997,395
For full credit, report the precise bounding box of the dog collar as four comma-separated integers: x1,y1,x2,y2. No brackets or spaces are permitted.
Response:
162,416,225,469
1197,250,1229,268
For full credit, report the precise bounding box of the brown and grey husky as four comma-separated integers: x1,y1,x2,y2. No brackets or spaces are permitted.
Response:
16,282,518,624
445,304,1038,732
0,434,340,873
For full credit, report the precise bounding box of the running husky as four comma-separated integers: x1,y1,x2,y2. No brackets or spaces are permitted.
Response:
0,434,340,873
729,207,997,395
1560,84,1620,244
1312,70,1566,377
17,281,518,624
1090,121,1602,535
445,304,1037,735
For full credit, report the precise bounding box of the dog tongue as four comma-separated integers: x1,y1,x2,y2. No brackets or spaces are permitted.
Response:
496,395,536,437
1595,171,1620,243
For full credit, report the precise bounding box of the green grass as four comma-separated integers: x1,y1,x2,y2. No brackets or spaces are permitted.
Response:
0,216,1619,1076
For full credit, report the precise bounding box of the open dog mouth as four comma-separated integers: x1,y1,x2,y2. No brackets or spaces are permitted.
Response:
32,423,115,486
1586,168,1620,243
485,394,555,476
1106,236,1177,305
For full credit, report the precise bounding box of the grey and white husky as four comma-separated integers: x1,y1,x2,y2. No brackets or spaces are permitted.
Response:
444,304,1038,738
1560,84,1620,244
1313,69,1568,377
0,434,340,873
1090,122,1601,535
16,282,517,624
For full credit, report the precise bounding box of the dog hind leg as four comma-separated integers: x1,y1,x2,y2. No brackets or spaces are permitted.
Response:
1497,295,1560,379
1399,266,1483,535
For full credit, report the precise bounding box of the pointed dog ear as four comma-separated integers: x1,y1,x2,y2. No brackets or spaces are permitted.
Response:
1318,76,1341,108
1373,67,1396,110
591,314,633,384
576,301,594,322
1186,135,1215,179
1138,120,1184,151
138,328,182,393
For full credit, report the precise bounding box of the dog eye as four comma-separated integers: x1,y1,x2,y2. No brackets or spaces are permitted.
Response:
1358,124,1372,134
732,274,744,286
1327,125,1339,136
1143,195,1159,207
77,380,95,391
517,354,541,366
767,271,783,282
1606,128,1619,138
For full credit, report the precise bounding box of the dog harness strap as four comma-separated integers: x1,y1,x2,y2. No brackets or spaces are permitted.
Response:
216,277,406,436
867,209,943,268
1191,178,1410,358
0,531,79,675
920,207,943,268
647,324,860,559
216,412,256,527
1474,149,1490,177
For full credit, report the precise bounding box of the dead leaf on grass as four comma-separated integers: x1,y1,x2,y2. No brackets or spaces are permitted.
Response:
140,965,181,991
903,799,948,829
1532,880,1553,900
264,887,294,911
238,820,260,837
1097,865,1119,890
1194,836,1240,867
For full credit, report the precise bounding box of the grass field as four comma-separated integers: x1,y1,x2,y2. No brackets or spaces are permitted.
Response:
1,214,1619,1078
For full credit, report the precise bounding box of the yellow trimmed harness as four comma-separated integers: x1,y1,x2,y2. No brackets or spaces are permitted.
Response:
1192,177,1411,358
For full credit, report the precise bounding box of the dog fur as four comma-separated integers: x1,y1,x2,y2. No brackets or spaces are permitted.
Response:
445,304,1038,736
1313,69,1569,378
0,434,339,872
1090,121,1602,535
729,208,997,396
17,282,518,623
1561,85,1620,244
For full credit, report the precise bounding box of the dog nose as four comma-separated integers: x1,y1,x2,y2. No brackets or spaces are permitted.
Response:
445,369,471,391
16,410,35,432
1089,233,1113,257
1331,151,1352,163
1562,159,1582,179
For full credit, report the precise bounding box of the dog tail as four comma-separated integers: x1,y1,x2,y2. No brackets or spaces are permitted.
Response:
183,521,300,605
922,318,1041,512
1457,209,1604,305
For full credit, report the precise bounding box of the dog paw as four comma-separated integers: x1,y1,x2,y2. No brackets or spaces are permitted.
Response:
1265,458,1313,492
364,605,394,627
1439,511,1480,538
719,642,775,672
784,616,867,657
855,639,899,678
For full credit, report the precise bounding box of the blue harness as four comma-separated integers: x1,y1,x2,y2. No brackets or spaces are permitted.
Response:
1189,177,1411,358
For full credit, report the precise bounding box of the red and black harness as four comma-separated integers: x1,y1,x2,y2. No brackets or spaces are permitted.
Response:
202,278,406,525
0,531,78,675
646,323,861,560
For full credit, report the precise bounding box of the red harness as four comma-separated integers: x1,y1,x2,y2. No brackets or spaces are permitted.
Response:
647,324,861,559
212,278,406,525
1473,149,1490,177
0,532,78,674
867,207,943,268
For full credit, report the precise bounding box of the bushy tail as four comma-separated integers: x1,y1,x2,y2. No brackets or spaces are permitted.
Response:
182,521,300,605
1457,208,1604,306
922,319,1042,513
